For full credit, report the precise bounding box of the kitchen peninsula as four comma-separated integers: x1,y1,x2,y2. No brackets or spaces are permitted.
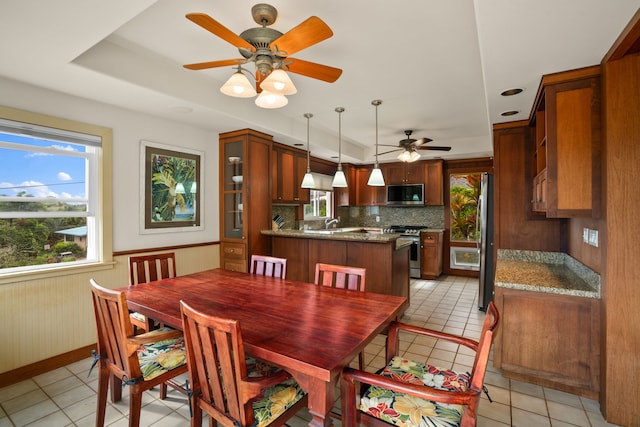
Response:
262,228,411,307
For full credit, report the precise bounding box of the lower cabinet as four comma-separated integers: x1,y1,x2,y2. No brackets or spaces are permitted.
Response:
493,287,600,399
221,242,247,272
420,231,443,279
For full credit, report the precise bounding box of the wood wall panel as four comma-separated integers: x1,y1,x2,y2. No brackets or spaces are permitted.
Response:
601,52,640,425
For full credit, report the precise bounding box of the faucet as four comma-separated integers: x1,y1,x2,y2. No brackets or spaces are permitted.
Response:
324,217,340,229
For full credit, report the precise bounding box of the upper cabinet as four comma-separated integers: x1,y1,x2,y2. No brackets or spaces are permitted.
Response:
355,165,386,206
530,66,601,218
219,129,273,272
424,160,444,206
271,143,310,204
385,162,424,184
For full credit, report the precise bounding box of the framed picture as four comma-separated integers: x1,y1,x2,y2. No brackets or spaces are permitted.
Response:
140,140,203,233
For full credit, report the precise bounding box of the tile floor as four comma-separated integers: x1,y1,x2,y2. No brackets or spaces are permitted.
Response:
0,276,620,427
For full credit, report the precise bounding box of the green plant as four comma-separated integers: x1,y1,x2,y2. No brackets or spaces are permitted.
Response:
450,174,481,241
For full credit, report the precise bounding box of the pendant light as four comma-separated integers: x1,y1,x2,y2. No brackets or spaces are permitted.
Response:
301,113,316,189
368,99,386,186
332,107,348,188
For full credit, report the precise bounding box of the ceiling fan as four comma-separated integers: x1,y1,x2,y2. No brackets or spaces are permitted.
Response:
183,4,343,91
378,130,451,162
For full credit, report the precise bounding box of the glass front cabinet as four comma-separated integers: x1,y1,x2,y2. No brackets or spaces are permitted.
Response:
219,129,273,272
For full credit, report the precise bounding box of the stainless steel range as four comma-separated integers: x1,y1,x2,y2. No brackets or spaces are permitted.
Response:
386,225,429,278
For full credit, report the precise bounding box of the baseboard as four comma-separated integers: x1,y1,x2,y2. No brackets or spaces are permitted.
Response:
0,344,96,388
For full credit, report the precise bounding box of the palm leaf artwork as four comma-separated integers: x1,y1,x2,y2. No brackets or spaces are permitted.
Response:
150,154,196,222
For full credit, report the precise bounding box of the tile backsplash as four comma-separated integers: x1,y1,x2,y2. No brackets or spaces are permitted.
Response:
272,204,444,230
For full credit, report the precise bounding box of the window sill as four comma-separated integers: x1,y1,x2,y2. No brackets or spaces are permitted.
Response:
0,261,116,285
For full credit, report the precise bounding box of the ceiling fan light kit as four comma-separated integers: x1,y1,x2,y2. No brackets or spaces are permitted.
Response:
368,99,386,187
184,4,341,109
301,113,316,189
220,66,257,97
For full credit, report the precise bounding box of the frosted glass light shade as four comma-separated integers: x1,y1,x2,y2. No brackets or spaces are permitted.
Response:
220,71,257,98
332,169,348,188
255,90,288,108
367,166,385,186
409,151,421,162
260,69,297,95
397,150,411,162
301,170,316,188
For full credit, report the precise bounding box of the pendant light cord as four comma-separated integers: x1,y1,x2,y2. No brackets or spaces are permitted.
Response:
335,107,345,167
304,113,312,171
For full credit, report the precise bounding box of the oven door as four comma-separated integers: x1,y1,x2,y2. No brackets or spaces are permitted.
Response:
404,236,421,278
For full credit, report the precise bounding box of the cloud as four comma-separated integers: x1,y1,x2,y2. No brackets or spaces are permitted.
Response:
57,172,72,181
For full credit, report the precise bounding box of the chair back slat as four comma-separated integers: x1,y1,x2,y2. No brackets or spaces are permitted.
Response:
129,252,177,285
250,255,287,279
181,301,251,426
314,263,366,292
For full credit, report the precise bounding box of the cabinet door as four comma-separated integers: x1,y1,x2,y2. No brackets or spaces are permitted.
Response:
385,163,407,184
420,232,442,278
405,162,424,184
295,153,310,203
424,160,443,205
355,166,382,206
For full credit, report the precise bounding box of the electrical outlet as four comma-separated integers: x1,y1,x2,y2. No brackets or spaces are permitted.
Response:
583,228,589,243
376,216,380,222
588,229,599,247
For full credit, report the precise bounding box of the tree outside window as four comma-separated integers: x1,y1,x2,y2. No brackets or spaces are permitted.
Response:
450,173,481,241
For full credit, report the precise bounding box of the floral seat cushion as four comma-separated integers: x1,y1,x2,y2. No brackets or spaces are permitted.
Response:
252,376,306,427
136,327,187,380
359,356,471,427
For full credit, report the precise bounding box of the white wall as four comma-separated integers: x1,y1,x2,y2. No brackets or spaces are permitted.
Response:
0,76,220,250
0,76,221,373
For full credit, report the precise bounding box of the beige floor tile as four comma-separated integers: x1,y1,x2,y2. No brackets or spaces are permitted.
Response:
510,379,545,398
511,407,552,427
2,389,49,415
543,387,583,409
0,380,39,402
511,391,548,416
9,399,60,427
478,400,512,424
547,401,590,426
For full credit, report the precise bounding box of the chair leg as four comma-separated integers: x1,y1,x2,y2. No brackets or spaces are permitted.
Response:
359,351,365,370
129,387,143,427
160,382,168,399
96,366,110,427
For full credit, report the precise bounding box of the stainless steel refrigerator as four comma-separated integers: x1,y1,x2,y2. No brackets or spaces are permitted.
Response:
477,172,495,311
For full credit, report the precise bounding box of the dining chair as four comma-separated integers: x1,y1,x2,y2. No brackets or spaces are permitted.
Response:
314,263,366,291
314,262,367,369
250,254,287,279
180,300,308,427
90,279,188,427
128,252,177,332
340,301,500,427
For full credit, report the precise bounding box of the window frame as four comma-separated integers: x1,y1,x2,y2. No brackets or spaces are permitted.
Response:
304,189,333,220
0,105,113,282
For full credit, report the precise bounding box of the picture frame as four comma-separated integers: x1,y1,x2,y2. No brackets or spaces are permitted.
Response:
140,140,203,234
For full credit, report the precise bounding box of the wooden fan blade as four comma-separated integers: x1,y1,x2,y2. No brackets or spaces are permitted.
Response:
377,148,402,156
186,13,254,51
286,58,342,82
271,16,333,55
183,58,243,70
412,137,433,146
416,146,451,151
377,144,402,148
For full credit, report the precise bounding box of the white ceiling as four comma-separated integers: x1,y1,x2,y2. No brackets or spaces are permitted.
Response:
0,1,638,164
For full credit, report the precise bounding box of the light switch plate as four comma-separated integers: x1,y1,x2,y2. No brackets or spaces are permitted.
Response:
588,229,599,247
583,228,589,243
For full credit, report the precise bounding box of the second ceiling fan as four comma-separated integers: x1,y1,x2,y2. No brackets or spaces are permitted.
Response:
378,130,451,162
183,3,342,94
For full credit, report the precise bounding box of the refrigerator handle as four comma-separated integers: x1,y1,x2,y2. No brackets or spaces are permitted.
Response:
476,195,482,251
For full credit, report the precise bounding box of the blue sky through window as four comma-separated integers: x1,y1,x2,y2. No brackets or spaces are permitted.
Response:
0,132,87,199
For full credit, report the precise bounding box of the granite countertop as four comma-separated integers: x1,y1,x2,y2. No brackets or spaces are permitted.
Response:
261,228,411,249
495,249,600,298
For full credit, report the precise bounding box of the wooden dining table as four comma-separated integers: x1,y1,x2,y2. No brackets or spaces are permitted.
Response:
117,268,408,427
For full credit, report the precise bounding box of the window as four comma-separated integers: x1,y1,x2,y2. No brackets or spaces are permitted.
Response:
0,110,111,274
449,173,481,241
304,190,332,219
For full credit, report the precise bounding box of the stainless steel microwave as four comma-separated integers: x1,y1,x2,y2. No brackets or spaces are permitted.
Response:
386,184,424,205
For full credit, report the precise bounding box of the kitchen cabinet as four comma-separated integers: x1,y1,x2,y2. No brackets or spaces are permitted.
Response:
385,162,424,184
494,286,600,399
271,144,310,204
219,129,273,272
424,160,444,205
420,230,443,279
530,66,601,218
334,164,357,206
355,165,385,206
